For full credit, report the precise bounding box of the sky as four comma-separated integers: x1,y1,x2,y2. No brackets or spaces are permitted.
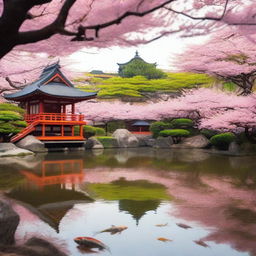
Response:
66,34,208,74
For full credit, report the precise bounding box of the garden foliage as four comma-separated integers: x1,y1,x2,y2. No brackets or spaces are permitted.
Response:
159,129,190,137
210,132,236,150
0,103,27,141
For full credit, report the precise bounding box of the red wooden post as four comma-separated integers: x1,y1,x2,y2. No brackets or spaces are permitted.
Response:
42,124,45,136
79,125,83,137
39,101,43,113
61,125,64,137
71,126,74,136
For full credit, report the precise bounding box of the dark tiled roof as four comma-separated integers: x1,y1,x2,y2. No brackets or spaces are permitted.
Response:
117,51,156,66
4,62,97,100
132,121,150,126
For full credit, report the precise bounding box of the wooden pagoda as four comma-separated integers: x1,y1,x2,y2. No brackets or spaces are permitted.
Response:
117,51,156,77
4,62,97,143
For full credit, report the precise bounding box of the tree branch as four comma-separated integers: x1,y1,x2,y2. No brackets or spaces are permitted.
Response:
18,0,77,45
164,0,230,21
71,0,175,41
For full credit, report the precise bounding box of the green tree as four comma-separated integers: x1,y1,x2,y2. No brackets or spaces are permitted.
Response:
122,59,166,79
0,103,27,142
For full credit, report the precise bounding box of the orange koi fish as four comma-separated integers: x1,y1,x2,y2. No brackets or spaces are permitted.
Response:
157,237,173,242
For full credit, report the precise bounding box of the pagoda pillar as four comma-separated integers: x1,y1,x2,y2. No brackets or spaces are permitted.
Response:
79,125,83,137
39,100,44,113
71,103,75,114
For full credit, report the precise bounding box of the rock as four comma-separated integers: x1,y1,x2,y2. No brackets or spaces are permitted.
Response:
228,141,240,154
84,137,104,150
16,136,47,153
0,237,68,256
135,135,153,147
112,129,139,148
0,143,33,157
153,137,173,148
180,135,210,148
145,138,156,147
0,201,20,245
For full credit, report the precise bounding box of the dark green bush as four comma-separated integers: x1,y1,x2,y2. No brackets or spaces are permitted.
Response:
159,129,190,137
106,120,125,133
75,125,106,138
150,121,172,138
0,103,25,114
170,118,193,128
0,111,22,121
200,129,219,139
210,132,236,150
94,127,105,136
0,104,27,141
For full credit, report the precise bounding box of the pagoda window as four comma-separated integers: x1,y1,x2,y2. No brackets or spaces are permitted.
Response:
30,104,39,114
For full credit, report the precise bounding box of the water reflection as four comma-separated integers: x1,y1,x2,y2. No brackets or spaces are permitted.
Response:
0,148,255,256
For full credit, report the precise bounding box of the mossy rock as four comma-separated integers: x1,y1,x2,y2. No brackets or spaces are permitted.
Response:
96,136,118,148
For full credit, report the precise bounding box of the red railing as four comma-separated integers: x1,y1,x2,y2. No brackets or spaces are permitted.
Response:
25,113,85,123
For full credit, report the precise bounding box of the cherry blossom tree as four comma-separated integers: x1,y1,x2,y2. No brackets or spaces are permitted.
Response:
0,0,255,59
176,29,256,95
78,88,256,134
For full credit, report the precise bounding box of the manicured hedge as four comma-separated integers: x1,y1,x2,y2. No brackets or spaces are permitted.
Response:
150,121,172,138
74,125,105,138
159,129,190,137
210,132,236,150
170,118,193,128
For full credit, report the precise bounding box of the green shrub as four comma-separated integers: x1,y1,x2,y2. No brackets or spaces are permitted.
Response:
200,129,219,139
0,104,27,141
159,129,190,137
0,111,22,121
96,136,118,148
94,127,105,136
11,120,27,127
0,123,20,134
106,120,126,133
210,132,236,150
150,121,172,138
0,103,25,114
75,125,106,138
170,118,193,128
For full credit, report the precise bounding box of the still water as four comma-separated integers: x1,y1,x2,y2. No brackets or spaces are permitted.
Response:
0,148,256,256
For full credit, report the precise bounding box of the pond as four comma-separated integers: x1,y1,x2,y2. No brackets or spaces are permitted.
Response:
0,148,256,256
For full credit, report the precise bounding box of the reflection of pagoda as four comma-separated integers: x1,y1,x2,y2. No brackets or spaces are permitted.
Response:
119,199,160,225
6,158,93,232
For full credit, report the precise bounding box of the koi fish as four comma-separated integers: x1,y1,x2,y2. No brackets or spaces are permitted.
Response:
74,237,109,251
176,223,192,229
155,223,168,227
157,237,173,242
194,240,210,248
98,225,128,235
